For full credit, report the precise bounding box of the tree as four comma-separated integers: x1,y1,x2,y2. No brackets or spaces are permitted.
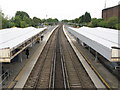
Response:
74,18,79,23
79,15,85,23
41,19,46,23
23,16,32,26
32,17,41,27
20,21,27,28
115,23,120,30
46,18,59,25
107,17,118,29
2,18,9,28
14,15,21,27
14,11,32,28
88,18,102,27
9,21,15,28
84,12,91,23
62,19,69,23
98,19,107,27
0,11,3,29
52,18,59,24
15,11,30,19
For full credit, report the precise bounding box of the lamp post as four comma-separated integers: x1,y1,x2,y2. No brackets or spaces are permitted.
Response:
104,0,107,9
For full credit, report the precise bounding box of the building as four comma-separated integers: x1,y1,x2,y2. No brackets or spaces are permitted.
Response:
102,5,120,20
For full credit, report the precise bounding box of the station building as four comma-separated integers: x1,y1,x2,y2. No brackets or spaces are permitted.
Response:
102,4,120,20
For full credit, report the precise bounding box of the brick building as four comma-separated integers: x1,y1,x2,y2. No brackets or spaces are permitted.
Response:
102,5,120,20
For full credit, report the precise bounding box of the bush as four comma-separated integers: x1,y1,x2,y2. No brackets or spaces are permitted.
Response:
98,20,108,28
87,18,102,27
107,17,118,29
115,23,120,30
87,17,119,30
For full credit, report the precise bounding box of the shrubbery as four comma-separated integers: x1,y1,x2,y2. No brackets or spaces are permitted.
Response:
0,11,59,29
87,17,120,30
62,12,91,27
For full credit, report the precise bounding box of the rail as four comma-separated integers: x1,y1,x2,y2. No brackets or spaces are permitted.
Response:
49,25,69,89
33,32,53,89
60,46,70,89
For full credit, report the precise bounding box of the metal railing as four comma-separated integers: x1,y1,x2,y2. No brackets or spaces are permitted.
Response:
0,70,10,86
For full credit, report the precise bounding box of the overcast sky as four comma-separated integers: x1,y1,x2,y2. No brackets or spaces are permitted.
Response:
0,0,119,20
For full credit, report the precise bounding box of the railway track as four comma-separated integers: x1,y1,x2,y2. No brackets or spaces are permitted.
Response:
50,25,69,89
60,25,95,89
24,25,58,89
24,24,96,89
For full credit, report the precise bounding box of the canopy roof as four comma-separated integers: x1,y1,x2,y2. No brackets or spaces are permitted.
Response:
69,26,119,49
67,26,120,61
0,27,46,49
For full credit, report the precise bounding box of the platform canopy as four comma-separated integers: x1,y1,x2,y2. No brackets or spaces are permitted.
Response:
0,27,46,50
67,26,120,62
0,27,47,62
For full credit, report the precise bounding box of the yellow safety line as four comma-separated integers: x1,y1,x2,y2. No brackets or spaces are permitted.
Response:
72,38,112,90
64,26,112,90
7,58,29,89
80,51,112,90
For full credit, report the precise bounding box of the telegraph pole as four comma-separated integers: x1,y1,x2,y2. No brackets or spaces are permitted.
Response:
104,0,107,9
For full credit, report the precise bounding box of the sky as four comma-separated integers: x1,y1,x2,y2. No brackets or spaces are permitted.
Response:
0,0,120,20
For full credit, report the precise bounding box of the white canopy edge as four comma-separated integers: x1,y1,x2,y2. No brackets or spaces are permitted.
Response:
0,27,47,50
66,26,120,62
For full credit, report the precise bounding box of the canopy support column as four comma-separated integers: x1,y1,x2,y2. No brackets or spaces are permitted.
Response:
95,51,98,62
18,52,23,62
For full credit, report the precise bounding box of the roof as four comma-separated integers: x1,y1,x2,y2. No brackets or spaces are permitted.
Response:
67,26,120,61
102,4,120,11
69,26,119,49
0,27,46,49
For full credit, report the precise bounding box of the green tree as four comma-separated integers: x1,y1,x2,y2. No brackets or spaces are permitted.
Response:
46,18,59,25
20,21,27,28
84,12,91,23
98,19,108,27
62,19,69,23
15,11,30,19
14,11,32,28
0,11,3,29
41,19,46,23
107,17,118,29
74,18,79,23
52,18,59,24
2,18,8,28
9,21,15,28
79,15,85,23
88,18,102,27
115,23,120,30
32,17,41,27
23,16,32,26
14,15,21,27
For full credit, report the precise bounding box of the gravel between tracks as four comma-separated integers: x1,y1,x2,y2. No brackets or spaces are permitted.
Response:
60,26,95,89
24,26,58,89
24,25,96,89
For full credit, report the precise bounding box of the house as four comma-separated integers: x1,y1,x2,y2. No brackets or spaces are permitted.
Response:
102,4,120,20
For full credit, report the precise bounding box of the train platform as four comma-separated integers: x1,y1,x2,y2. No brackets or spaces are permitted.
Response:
3,25,119,89
64,26,120,89
5,26,58,89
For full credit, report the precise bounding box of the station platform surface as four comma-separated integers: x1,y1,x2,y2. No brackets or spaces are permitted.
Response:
7,26,57,89
5,25,119,89
64,27,120,89
63,26,105,88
